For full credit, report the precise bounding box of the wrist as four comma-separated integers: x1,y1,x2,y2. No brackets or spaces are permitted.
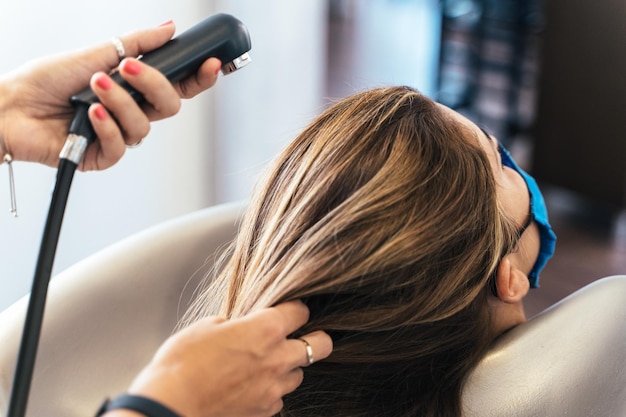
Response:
0,78,10,162
128,367,200,417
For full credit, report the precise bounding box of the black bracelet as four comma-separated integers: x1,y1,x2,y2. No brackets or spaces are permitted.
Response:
96,394,182,417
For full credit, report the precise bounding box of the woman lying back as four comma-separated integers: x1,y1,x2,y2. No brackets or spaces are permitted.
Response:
183,86,556,417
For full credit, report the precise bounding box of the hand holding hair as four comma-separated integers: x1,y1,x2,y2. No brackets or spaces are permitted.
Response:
102,300,332,417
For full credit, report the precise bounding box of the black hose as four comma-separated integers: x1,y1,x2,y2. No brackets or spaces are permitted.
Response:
6,101,90,417
7,158,77,417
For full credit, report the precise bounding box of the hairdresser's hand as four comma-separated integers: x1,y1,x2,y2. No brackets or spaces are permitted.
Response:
117,300,333,417
0,21,221,171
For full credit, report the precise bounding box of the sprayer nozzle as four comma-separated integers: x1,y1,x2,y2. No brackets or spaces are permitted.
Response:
221,52,252,75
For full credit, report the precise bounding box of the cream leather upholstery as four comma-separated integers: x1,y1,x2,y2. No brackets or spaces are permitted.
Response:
0,202,245,417
462,274,626,417
1,201,625,416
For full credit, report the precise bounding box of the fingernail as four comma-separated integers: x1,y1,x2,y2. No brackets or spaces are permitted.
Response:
159,20,174,27
122,59,142,76
95,73,112,90
94,104,107,121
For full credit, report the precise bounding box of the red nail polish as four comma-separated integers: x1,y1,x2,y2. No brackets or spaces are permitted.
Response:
94,105,107,121
122,59,142,76
95,74,112,91
159,20,174,27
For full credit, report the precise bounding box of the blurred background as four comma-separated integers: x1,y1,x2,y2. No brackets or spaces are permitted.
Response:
0,0,624,316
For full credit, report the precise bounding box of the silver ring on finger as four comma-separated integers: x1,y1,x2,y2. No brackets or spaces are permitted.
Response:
298,338,314,366
126,138,144,149
111,36,126,63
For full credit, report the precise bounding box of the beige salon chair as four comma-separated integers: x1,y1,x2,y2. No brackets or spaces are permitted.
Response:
462,274,626,416
0,201,245,417
1,201,625,417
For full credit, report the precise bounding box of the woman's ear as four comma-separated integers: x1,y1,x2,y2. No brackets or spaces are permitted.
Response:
495,257,530,303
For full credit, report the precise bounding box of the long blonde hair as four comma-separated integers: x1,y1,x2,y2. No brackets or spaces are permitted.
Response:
185,86,518,417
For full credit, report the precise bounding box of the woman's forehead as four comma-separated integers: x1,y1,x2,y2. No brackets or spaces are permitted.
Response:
435,102,500,168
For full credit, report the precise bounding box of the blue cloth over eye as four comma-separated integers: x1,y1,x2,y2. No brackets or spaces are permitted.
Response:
498,143,557,288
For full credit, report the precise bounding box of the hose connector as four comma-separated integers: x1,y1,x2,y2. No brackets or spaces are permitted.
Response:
59,133,89,165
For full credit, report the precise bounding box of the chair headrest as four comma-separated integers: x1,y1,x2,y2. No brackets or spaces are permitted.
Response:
462,275,626,417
